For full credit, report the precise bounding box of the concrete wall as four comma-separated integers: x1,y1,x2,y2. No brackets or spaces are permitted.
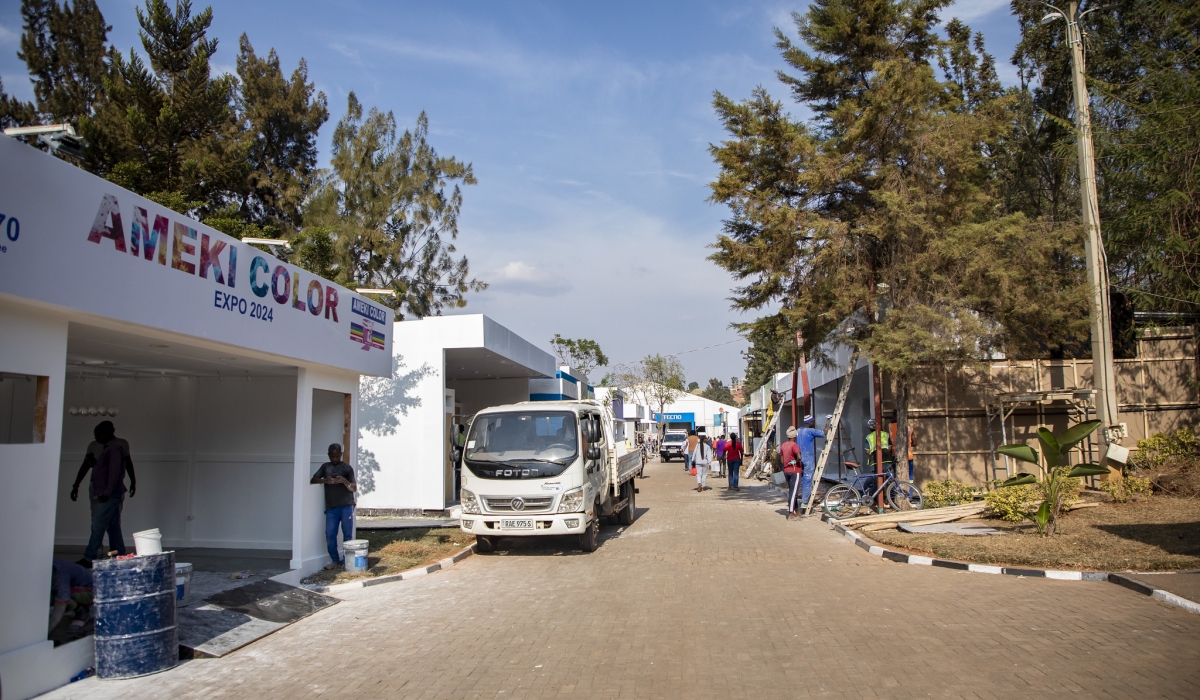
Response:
0,303,90,700
357,319,448,512
54,375,297,550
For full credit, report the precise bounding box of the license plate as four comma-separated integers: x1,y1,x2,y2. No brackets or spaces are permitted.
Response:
500,519,534,530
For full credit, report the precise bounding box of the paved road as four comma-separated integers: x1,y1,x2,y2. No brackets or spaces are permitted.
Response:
47,460,1200,699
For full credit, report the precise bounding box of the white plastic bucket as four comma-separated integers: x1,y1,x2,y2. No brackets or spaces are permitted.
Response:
174,563,193,605
133,528,162,556
343,539,369,573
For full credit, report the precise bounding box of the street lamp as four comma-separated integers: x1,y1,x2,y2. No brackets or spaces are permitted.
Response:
3,123,84,160
1036,1,1126,462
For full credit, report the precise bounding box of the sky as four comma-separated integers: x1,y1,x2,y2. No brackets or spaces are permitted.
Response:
0,0,1026,387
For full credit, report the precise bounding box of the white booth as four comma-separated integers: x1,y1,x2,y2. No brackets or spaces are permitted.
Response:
0,136,391,699
357,315,557,513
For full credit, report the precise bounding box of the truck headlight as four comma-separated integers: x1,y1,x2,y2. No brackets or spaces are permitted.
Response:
557,487,584,513
461,488,481,514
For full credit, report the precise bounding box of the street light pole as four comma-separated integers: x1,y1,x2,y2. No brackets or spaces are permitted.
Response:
1061,1,1124,455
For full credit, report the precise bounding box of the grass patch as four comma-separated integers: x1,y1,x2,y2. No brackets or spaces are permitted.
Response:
869,495,1200,572
301,527,467,586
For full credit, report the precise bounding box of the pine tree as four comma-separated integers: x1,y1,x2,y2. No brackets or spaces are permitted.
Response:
302,93,485,319
81,0,241,212
17,0,111,126
0,77,38,131
709,0,1089,470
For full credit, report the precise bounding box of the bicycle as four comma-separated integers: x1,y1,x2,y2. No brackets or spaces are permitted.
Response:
821,465,924,518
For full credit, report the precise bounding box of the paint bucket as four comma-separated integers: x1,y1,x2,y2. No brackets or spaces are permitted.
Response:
132,528,162,556
93,551,178,679
174,563,193,606
343,539,369,574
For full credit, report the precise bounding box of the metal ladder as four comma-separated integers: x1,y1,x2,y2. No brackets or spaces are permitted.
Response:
802,349,860,515
742,407,781,479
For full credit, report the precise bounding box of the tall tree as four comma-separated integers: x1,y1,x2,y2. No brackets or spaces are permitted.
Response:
549,335,609,377
710,0,1089,472
1009,0,1200,314
18,0,110,126
609,355,687,435
701,378,736,406
82,0,242,211
302,93,485,319
0,77,38,131
232,34,328,233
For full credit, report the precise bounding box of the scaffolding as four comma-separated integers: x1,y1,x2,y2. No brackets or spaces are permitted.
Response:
985,388,1097,482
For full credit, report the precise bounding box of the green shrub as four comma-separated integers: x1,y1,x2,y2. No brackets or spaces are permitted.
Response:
923,480,979,508
1098,475,1153,503
1128,428,1199,471
985,484,1040,522
986,475,1083,524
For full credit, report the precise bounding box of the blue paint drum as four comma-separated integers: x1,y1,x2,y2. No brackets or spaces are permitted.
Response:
93,552,178,679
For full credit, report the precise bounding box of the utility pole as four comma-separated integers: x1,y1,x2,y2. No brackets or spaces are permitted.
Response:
1059,1,1124,458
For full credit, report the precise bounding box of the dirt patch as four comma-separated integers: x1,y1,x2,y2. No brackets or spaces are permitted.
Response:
868,496,1200,572
301,528,467,586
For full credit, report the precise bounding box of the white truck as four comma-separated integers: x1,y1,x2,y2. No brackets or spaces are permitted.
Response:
456,400,643,552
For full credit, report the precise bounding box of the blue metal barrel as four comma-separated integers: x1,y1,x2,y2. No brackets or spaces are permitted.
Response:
93,552,178,679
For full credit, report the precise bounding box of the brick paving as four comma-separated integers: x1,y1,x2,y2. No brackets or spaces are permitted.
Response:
46,460,1200,699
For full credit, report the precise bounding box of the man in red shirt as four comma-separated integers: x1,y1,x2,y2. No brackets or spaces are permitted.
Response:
780,426,803,520
725,433,744,490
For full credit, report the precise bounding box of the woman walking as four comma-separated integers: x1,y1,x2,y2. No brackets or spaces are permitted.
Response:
691,435,713,492
725,433,743,491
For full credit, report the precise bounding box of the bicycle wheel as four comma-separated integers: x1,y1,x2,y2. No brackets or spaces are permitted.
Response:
887,481,924,512
822,484,862,519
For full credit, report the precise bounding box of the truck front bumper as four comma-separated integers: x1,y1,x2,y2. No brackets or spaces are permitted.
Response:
460,512,589,537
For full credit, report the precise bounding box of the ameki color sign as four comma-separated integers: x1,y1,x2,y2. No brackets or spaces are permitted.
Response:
0,136,391,376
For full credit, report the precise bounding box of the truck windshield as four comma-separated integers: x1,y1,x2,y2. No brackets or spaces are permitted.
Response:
464,411,578,479
663,434,686,444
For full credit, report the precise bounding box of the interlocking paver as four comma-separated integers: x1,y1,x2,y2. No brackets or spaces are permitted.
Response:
42,460,1200,699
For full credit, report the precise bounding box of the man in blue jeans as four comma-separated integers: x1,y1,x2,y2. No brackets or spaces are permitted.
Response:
795,415,826,517
310,443,357,569
80,422,132,566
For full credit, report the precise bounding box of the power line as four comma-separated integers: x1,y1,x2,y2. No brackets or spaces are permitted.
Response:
667,338,744,357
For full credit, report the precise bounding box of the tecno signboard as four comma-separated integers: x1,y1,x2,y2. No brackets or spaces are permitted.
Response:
653,413,695,425
0,137,391,376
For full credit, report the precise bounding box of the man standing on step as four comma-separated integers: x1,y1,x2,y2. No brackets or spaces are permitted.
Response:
311,443,357,569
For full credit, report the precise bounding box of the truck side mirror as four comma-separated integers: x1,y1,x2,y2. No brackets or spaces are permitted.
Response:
587,445,601,461
451,446,463,465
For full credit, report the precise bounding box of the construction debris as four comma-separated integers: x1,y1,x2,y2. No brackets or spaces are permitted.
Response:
837,502,986,530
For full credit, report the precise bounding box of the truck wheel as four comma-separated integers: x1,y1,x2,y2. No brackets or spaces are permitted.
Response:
579,515,599,552
475,535,496,553
617,485,636,526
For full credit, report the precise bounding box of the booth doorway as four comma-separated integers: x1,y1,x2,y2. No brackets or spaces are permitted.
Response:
54,322,297,570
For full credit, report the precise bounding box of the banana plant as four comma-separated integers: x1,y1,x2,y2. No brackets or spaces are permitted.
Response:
997,420,1109,536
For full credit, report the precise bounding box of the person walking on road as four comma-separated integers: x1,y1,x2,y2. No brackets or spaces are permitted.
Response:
715,435,728,477
77,421,134,567
311,443,358,569
781,427,803,519
690,435,714,492
682,429,698,471
795,415,826,516
725,433,743,490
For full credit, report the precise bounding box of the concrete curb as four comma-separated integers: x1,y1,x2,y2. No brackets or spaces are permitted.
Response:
820,512,1108,581
301,543,477,594
820,513,1200,613
1108,573,1200,615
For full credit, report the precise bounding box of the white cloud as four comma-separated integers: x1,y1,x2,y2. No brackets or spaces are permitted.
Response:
486,261,572,297
0,23,17,44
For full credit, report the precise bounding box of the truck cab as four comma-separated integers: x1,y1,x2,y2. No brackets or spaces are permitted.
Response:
660,430,688,462
457,400,642,552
